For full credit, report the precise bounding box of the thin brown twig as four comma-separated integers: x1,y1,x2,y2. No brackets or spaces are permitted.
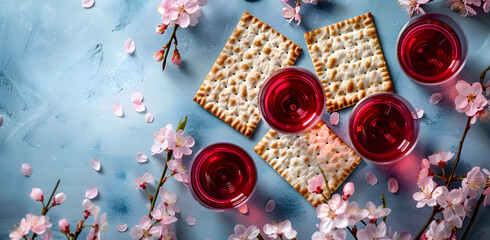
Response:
461,187,487,240
162,25,179,71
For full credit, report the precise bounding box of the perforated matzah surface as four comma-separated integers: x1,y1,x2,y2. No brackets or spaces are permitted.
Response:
194,11,302,137
304,12,394,112
254,121,362,207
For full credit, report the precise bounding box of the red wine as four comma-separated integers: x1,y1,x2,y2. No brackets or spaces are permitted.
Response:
397,16,463,84
349,93,419,164
259,67,325,133
190,143,257,210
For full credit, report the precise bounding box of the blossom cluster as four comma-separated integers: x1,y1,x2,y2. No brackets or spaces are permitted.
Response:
280,0,328,25
413,152,490,239
454,80,489,124
228,220,297,240
399,0,490,18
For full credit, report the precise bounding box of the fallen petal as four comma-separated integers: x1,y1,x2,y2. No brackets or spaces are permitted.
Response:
187,216,197,226
113,103,123,117
365,173,378,186
131,92,143,103
90,157,101,171
388,178,398,193
82,0,94,8
132,101,145,112
265,199,275,213
412,109,424,119
117,223,128,232
330,112,340,125
124,39,136,53
21,163,33,177
135,152,148,163
239,204,248,214
430,93,443,104
85,186,99,199
0,113,3,126
145,113,154,123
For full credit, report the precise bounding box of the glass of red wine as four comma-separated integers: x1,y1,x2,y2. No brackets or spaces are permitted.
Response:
396,13,467,85
259,67,325,134
348,93,420,164
189,143,257,211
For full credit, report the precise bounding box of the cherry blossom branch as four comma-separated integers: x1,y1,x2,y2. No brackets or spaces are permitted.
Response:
161,25,179,71
461,186,486,240
479,65,490,86
346,226,359,240
414,208,438,240
257,233,265,240
446,116,472,188
43,179,61,215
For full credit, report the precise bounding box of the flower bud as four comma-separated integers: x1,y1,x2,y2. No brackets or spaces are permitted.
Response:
30,188,44,202
171,50,181,65
153,50,164,62
53,193,66,206
156,24,167,34
342,182,355,200
59,219,70,233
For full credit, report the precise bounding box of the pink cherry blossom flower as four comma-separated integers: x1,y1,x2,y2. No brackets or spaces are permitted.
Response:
418,159,433,186
168,129,195,158
228,224,260,240
151,124,175,154
308,174,325,194
40,230,53,240
398,0,429,17
365,201,391,223
133,173,154,190
463,198,475,217
154,50,164,62
424,220,451,240
9,217,30,240
282,3,301,25
26,214,52,235
446,0,479,17
169,0,200,28
428,151,454,168
434,186,465,227
312,229,346,240
167,159,189,184
462,166,485,199
342,182,355,200
30,188,44,202
388,227,413,240
158,0,177,25
59,219,70,233
156,24,168,34
316,194,349,231
158,188,180,215
87,213,108,240
82,199,100,219
470,106,489,124
151,203,178,224
455,81,487,116
171,49,181,65
413,178,441,208
357,222,390,240
263,220,297,240
52,193,66,206
130,216,160,240
346,201,369,225
157,223,177,240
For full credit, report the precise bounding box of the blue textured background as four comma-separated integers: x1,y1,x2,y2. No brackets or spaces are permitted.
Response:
1,0,489,239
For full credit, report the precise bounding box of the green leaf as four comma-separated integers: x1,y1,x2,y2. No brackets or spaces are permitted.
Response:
177,115,188,131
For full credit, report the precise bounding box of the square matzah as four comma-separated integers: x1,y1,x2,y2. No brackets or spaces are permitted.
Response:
194,11,302,137
304,12,394,112
254,121,362,207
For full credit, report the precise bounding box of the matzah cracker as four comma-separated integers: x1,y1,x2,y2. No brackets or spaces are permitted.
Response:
254,121,362,207
304,12,394,112
194,12,302,137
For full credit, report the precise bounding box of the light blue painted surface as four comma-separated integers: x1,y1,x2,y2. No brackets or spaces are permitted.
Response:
1,0,489,239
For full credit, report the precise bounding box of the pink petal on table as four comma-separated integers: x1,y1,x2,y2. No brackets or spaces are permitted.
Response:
132,101,145,112
412,108,424,119
330,112,340,125
239,204,248,214
136,152,148,163
21,163,33,177
85,186,99,199
0,113,3,127
82,0,94,8
145,113,154,123
430,93,443,104
265,199,275,213
365,173,378,186
117,223,128,232
388,178,398,193
113,103,123,117
124,39,136,53
131,92,143,103
90,157,101,171
187,216,197,226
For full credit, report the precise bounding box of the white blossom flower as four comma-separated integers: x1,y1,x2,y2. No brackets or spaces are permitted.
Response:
364,202,391,223
151,125,174,154
263,220,297,240
130,216,160,240
168,129,195,158
428,152,454,168
346,201,369,226
83,199,100,219
133,173,154,190
462,166,485,199
424,220,451,240
167,159,189,184
357,222,390,240
413,178,441,208
316,194,349,231
311,228,346,240
158,189,180,215
228,224,260,240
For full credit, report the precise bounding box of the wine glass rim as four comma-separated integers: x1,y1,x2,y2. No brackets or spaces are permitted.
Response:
395,12,468,86
348,92,420,165
258,66,326,134
189,142,257,211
